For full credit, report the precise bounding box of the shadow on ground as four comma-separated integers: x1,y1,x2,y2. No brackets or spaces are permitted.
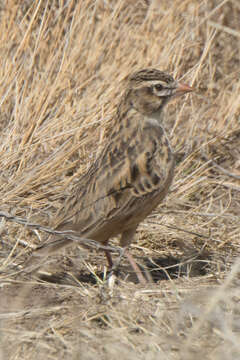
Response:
38,251,209,285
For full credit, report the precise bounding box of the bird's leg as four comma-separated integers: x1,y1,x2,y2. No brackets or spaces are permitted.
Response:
105,246,147,284
120,228,147,285
105,250,113,268
124,248,147,284
105,248,125,274
104,229,148,284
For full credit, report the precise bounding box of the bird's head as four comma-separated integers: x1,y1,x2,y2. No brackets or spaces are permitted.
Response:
126,68,193,117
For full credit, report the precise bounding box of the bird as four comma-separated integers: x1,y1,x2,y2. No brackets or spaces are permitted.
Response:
33,68,193,283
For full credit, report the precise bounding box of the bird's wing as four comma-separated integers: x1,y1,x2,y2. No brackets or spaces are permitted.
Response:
55,123,174,237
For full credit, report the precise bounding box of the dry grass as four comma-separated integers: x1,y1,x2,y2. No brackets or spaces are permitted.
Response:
0,0,240,359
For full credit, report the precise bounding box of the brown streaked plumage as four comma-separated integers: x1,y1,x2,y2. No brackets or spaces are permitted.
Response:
35,68,193,283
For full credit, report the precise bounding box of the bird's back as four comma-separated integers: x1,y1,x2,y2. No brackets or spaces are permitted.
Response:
54,110,175,243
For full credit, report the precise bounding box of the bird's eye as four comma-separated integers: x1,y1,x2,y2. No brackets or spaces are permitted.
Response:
154,84,163,92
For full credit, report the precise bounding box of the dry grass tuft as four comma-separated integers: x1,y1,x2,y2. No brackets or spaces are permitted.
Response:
0,1,240,359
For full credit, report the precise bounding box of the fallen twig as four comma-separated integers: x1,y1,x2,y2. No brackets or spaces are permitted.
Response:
0,211,120,254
